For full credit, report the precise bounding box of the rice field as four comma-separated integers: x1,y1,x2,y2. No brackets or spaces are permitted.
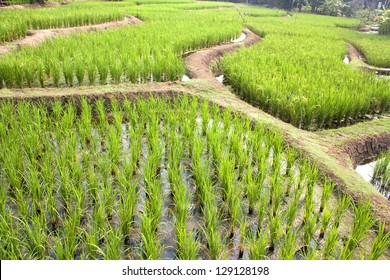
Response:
0,8,241,88
0,2,130,43
344,32,390,68
221,14,390,130
0,95,388,260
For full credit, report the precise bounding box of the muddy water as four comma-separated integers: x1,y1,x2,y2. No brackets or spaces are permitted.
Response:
356,161,390,199
231,33,246,43
216,75,224,84
182,75,191,82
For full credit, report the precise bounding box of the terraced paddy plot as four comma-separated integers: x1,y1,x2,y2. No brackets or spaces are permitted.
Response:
0,2,130,43
221,14,390,130
0,96,388,260
0,9,242,88
345,32,390,69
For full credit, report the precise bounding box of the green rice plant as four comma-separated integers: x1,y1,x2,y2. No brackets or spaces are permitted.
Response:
268,212,282,253
248,228,268,260
323,225,340,260
320,180,335,213
372,149,390,194
118,177,138,240
340,201,376,260
62,58,74,87
75,58,86,86
86,60,97,86
245,164,256,215
110,59,123,84
256,190,269,232
280,228,299,260
20,215,48,259
140,213,162,260
285,185,304,228
104,226,123,260
319,206,332,239
175,223,199,260
0,214,23,260
334,195,351,229
368,221,390,260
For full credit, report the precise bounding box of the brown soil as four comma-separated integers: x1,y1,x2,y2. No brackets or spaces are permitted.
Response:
344,133,390,167
347,43,390,74
185,28,261,88
0,2,68,9
0,15,143,55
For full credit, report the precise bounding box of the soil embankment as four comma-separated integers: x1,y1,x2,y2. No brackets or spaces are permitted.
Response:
347,43,390,75
185,28,261,88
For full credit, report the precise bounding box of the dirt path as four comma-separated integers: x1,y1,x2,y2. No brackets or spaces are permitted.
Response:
347,43,390,75
185,28,260,88
0,15,143,55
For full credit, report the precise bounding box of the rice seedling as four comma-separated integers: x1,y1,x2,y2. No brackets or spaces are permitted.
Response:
248,228,268,260
323,225,340,259
280,228,299,260
369,221,390,260
372,149,390,196
340,201,376,260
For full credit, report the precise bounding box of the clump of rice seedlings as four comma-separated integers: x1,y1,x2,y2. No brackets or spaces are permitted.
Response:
280,228,299,260
323,225,340,259
104,226,123,260
334,195,351,229
248,228,268,260
369,221,390,260
320,180,335,213
319,206,332,239
140,213,163,260
340,201,376,260
372,149,390,195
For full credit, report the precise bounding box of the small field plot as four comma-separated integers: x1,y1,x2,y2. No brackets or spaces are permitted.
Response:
222,14,390,130
0,8,242,88
0,96,388,260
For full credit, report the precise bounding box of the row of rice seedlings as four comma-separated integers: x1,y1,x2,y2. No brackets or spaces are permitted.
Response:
0,8,242,88
222,14,390,130
0,96,388,259
372,149,390,198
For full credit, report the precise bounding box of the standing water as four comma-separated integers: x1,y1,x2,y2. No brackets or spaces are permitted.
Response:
356,160,390,199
